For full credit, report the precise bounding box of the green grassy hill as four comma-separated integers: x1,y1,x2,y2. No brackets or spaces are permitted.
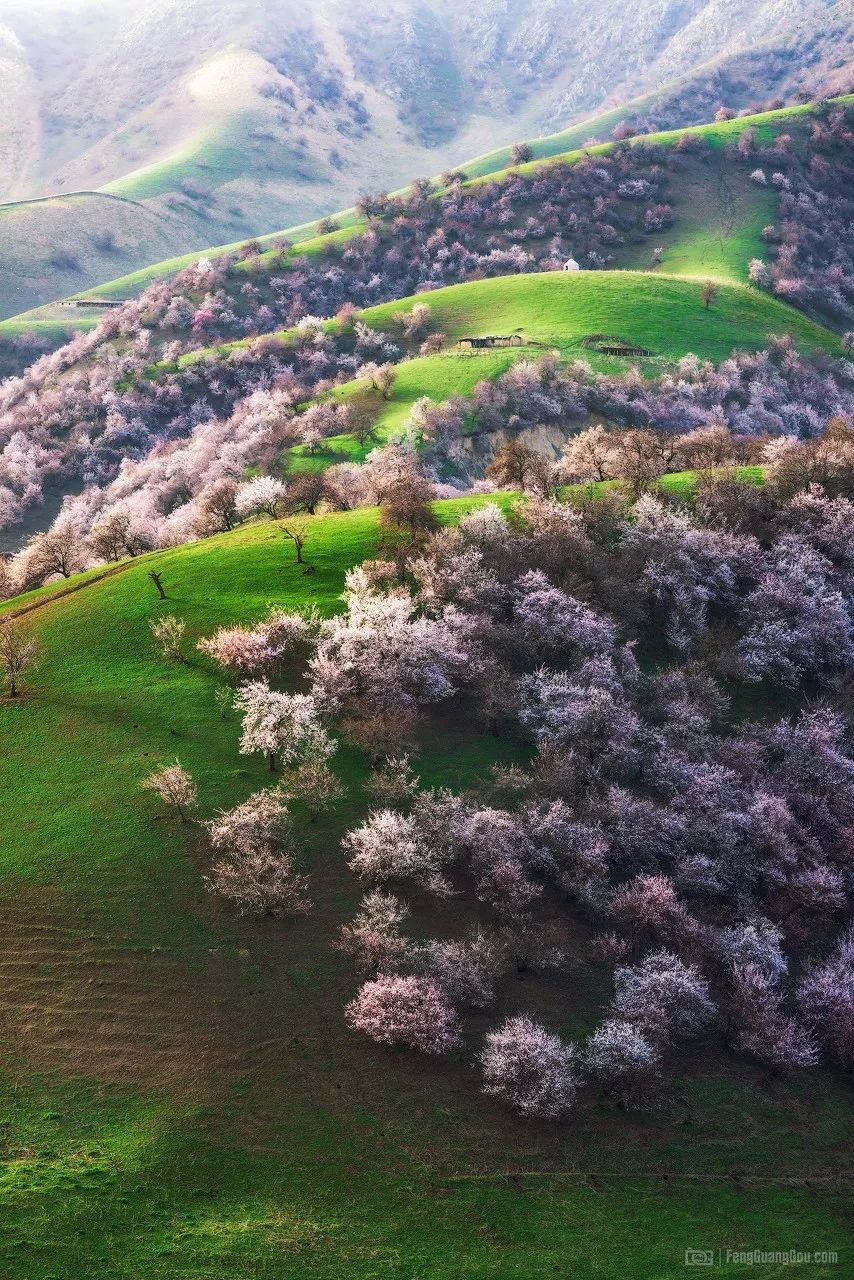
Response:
0,490,849,1278
274,271,838,468
6,96,847,339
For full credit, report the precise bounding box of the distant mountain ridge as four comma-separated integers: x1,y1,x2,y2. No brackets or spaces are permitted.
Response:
0,0,850,318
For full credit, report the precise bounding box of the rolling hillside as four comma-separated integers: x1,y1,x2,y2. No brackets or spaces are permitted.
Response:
207,271,840,469
1,43,850,330
0,96,816,337
0,491,850,1278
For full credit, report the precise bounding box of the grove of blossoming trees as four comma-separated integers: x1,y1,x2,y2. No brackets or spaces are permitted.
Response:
182,439,854,1120
321,472,854,1116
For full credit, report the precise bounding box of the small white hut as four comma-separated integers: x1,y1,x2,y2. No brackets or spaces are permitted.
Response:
563,256,580,272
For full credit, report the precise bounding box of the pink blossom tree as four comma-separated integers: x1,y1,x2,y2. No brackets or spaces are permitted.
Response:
336,891,410,975
797,930,854,1067
729,963,817,1069
346,974,460,1053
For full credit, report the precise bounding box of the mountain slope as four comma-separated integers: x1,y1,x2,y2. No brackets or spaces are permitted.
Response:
286,271,842,466
0,0,849,319
2,96,826,339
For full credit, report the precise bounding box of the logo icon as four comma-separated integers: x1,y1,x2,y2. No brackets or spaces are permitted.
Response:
684,1249,715,1266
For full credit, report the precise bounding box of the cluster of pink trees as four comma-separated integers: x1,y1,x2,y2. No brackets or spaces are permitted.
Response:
755,105,854,327
141,436,854,1118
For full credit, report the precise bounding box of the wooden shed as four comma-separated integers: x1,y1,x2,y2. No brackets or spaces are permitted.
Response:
456,334,524,350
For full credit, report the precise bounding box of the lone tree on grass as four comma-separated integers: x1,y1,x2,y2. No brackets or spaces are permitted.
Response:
23,523,84,584
0,619,39,697
346,974,461,1053
701,280,718,309
140,762,198,821
366,362,397,401
281,513,311,564
150,614,186,662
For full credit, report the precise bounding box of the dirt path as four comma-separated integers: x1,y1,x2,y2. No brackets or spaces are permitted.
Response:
2,559,138,621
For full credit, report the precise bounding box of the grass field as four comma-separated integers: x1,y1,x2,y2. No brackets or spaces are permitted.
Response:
0,490,850,1278
362,272,839,359
103,112,329,204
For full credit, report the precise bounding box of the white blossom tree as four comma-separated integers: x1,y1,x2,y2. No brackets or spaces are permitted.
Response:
344,809,448,894
584,1018,661,1107
235,475,288,520
345,974,460,1053
234,681,334,772
480,1016,578,1117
